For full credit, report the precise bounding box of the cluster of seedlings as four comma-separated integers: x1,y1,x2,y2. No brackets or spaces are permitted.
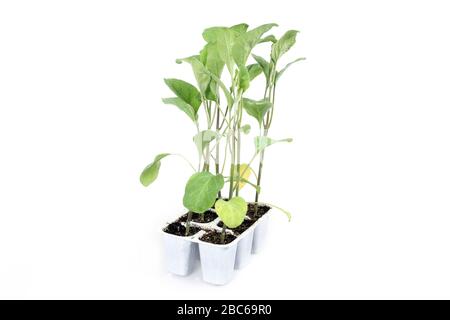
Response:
141,22,303,245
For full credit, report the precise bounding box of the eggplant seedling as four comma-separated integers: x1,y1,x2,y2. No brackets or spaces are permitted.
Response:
247,30,305,213
140,23,302,245
215,197,247,243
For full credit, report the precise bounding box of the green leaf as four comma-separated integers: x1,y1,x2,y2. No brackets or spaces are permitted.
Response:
246,23,278,48
215,197,247,228
238,65,250,91
200,43,225,101
202,27,237,75
183,172,224,213
140,153,170,187
243,98,272,125
276,57,306,82
176,55,210,96
177,56,233,108
200,43,225,78
247,63,263,81
258,35,277,44
271,30,299,62
193,130,218,156
164,78,202,112
230,23,249,34
162,97,197,122
252,54,270,80
240,124,251,134
255,136,293,153
232,23,278,67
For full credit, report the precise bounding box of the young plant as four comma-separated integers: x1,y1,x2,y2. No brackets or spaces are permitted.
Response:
247,30,305,212
215,196,247,243
140,23,300,243
182,171,224,234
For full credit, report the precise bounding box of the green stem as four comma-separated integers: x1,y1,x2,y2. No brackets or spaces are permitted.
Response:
220,224,226,244
185,211,193,236
172,154,196,172
216,102,221,199
228,129,235,199
255,150,264,203
255,127,268,203
203,143,210,172
235,129,241,197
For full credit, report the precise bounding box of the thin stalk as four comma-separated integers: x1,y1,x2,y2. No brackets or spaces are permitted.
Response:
227,87,237,199
220,224,226,244
254,149,265,203
203,143,210,172
185,211,193,236
173,153,196,172
215,102,221,198
228,128,235,199
232,151,258,192
235,128,241,197
254,58,278,203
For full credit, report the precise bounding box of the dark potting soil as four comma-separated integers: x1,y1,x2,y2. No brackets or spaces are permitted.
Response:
247,203,271,220
177,209,218,223
163,222,201,237
217,219,256,235
200,231,236,245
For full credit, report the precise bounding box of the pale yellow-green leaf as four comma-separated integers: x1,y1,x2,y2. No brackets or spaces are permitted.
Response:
215,197,247,228
238,164,251,190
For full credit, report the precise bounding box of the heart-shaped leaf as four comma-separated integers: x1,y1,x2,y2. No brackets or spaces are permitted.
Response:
183,172,224,213
140,153,170,186
215,197,247,228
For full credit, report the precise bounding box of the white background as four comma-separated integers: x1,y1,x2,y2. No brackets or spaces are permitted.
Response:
1,0,450,299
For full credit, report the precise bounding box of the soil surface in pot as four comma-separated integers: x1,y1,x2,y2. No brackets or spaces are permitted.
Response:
163,222,201,237
247,203,271,220
177,209,218,223
217,219,256,236
200,231,236,245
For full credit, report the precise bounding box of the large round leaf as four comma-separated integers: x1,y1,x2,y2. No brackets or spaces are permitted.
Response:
215,197,247,228
183,172,224,213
